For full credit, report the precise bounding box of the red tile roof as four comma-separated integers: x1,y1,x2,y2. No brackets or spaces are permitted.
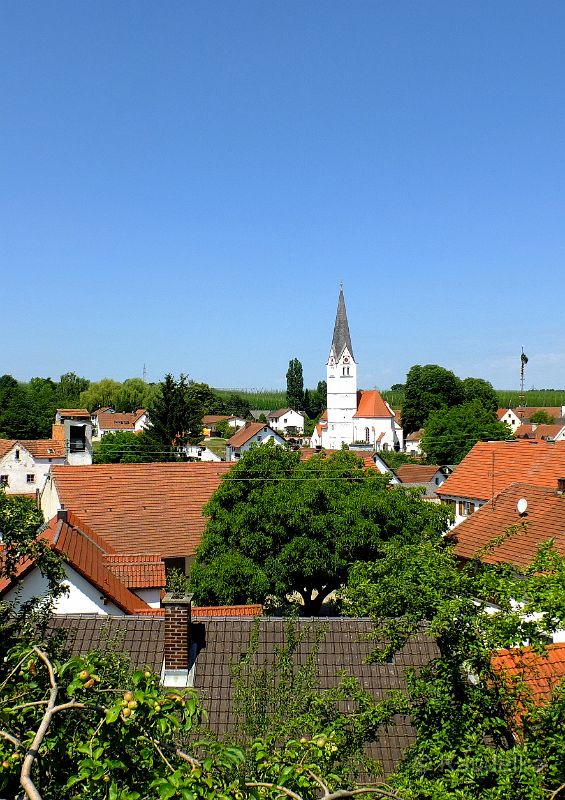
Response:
299,448,376,469
103,554,166,588
492,643,565,706
437,440,565,501
49,462,233,559
202,415,230,425
268,408,302,420
513,407,562,421
56,409,90,417
0,512,151,614
353,390,394,419
0,439,66,459
319,409,328,422
227,422,272,448
192,604,263,618
96,411,146,431
395,464,440,484
449,483,565,566
515,424,563,441
496,408,511,421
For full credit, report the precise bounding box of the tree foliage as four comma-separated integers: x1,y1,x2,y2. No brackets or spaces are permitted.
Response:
93,431,158,463
462,377,499,413
420,399,512,464
402,365,465,434
530,409,555,424
190,445,451,614
286,359,304,410
343,531,565,799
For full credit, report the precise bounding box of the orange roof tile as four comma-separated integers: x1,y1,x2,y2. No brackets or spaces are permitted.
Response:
202,415,230,425
56,409,90,417
496,408,510,420
395,465,441,484
353,390,394,419
319,409,328,422
227,422,272,448
0,511,151,614
104,554,166,588
269,408,293,419
49,462,233,559
437,440,565,501
96,412,145,431
513,407,562,421
0,439,66,459
492,643,565,706
191,604,263,617
450,483,565,566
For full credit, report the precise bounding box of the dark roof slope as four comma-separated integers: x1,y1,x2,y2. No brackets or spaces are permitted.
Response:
330,287,354,361
48,615,165,672
192,617,438,775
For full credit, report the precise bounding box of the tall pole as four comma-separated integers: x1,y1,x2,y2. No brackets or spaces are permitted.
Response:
519,348,528,419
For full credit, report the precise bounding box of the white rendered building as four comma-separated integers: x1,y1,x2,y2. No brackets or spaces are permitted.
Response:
318,289,403,452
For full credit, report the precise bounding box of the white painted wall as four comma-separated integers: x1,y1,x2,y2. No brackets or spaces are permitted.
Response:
0,445,64,496
40,476,61,522
3,564,124,615
133,587,162,608
268,410,305,434
181,445,221,462
226,429,286,461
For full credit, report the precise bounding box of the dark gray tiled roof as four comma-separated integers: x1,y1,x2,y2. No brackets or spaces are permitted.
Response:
48,614,165,672
192,617,438,775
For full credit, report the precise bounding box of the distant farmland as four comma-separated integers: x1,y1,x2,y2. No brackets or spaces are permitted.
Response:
216,388,565,412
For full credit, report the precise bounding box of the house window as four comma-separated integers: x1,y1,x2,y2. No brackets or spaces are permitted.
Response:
365,427,370,443
0,475,8,487
257,435,262,442
460,501,473,516
26,474,35,483
15,450,20,461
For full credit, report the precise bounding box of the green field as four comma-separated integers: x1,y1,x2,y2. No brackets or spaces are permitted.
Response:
215,387,565,413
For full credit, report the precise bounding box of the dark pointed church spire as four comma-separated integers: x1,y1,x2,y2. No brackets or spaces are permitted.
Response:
330,286,354,361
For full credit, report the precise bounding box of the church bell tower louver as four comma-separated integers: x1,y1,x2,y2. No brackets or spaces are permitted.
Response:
324,287,357,449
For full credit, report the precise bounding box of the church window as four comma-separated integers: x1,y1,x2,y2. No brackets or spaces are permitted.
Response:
365,427,370,443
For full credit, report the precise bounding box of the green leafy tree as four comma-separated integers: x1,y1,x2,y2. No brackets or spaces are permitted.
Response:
93,431,158,463
286,358,304,410
421,399,512,463
56,372,90,407
146,374,205,459
214,418,236,439
402,364,465,434
114,378,158,412
344,536,565,800
0,378,39,439
530,409,555,424
26,377,58,438
462,376,499,413
79,379,123,412
190,445,451,614
223,393,252,418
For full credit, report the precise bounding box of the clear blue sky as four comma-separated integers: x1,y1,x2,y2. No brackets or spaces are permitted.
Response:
2,1,564,391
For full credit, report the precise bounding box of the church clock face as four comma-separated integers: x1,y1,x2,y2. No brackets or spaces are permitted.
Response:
343,356,350,364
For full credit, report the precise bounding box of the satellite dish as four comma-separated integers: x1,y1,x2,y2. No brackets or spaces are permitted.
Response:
517,497,528,515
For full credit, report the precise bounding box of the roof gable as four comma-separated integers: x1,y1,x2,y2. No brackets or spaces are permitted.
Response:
330,287,354,361
47,462,233,559
353,390,394,419
437,440,565,501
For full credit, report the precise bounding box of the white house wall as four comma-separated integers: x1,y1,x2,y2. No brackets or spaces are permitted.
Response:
133,587,161,608
0,446,64,496
40,476,62,522
3,564,123,615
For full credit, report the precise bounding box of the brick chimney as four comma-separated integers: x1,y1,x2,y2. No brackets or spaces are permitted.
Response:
162,592,193,686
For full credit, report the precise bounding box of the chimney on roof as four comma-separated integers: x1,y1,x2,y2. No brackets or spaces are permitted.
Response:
162,592,193,687
557,478,565,495
57,508,68,523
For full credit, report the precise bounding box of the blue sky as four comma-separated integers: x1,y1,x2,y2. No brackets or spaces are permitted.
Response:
2,1,564,391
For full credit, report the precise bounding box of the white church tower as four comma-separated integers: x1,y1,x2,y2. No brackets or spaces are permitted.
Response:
322,287,357,449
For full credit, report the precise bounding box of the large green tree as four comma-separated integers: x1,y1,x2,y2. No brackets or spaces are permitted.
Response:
421,399,512,463
462,376,499,413
402,364,464,434
344,533,565,799
190,445,451,614
286,358,304,410
146,374,207,458
93,430,157,463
